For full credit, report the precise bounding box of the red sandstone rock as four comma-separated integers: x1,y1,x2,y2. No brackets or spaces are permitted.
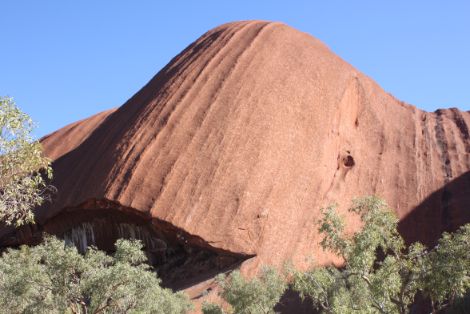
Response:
41,109,116,160
2,21,470,292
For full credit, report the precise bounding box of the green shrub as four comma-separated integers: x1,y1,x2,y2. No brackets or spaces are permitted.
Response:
0,236,192,314
202,268,287,314
292,196,470,314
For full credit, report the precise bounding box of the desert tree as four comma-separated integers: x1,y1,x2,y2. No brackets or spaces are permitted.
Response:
420,224,470,312
0,96,53,226
292,196,470,314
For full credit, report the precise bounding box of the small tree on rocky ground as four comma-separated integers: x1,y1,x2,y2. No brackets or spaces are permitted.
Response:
292,196,470,314
0,235,193,314
0,96,53,226
202,268,287,314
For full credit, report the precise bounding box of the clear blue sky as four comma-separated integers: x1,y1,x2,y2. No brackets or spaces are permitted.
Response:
1,1,469,137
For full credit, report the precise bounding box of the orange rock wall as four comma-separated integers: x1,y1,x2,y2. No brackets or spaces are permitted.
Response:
32,21,470,275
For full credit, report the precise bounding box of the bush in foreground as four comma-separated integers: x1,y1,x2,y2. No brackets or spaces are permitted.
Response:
0,236,192,314
202,268,287,314
292,196,470,314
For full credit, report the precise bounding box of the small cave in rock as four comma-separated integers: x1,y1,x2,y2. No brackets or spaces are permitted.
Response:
35,206,251,289
343,155,355,168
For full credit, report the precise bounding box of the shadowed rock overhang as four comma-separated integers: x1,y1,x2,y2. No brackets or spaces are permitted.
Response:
0,199,253,289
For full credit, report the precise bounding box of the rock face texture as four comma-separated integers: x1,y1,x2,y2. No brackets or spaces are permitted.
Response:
2,21,470,289
41,109,117,160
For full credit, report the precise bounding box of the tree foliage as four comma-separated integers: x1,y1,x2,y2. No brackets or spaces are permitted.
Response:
202,268,287,314
0,96,53,226
0,236,192,314
422,224,470,311
292,196,470,314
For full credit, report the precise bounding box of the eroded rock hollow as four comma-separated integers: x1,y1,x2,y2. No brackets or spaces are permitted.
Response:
0,199,250,289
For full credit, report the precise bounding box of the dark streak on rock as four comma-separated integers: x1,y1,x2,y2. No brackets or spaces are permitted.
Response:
434,110,454,235
434,110,452,181
451,108,470,153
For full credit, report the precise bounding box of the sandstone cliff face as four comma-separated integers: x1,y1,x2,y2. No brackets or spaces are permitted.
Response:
2,21,469,289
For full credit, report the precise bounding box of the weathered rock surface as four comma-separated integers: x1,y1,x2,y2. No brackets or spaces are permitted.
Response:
2,21,470,290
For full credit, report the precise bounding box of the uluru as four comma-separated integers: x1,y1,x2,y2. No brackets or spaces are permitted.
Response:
1,20,469,299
